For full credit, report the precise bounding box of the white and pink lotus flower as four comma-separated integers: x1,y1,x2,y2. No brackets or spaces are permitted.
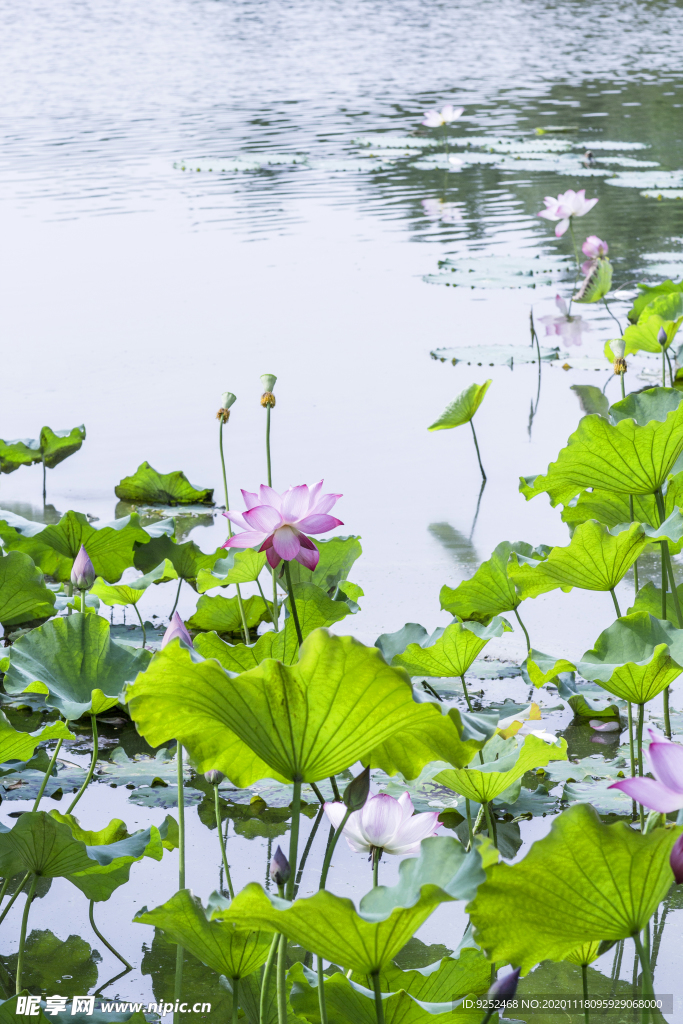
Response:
421,104,464,128
324,792,442,856
538,189,598,237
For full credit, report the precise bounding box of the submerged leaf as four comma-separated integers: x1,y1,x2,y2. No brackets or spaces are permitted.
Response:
115,462,214,506
428,381,491,431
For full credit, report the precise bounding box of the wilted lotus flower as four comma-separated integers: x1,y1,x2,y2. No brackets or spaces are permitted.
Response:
581,235,609,273
223,482,343,570
270,846,290,887
609,734,683,811
205,769,225,785
671,835,683,884
162,612,193,649
71,545,95,590
488,967,521,1000
538,189,598,237
421,104,464,127
324,792,441,856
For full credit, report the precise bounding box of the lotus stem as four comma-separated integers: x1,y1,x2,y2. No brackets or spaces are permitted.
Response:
219,418,250,645
285,777,302,901
284,561,303,646
42,457,46,504
372,847,380,888
465,799,473,850
484,803,497,846
665,349,675,388
214,784,234,899
89,899,133,970
66,581,73,616
170,577,183,620
316,956,329,1024
259,935,279,1024
174,944,183,1024
310,782,325,805
621,374,626,401
582,963,589,1024
472,804,486,836
15,874,37,994
231,977,240,1024
469,420,486,482
294,804,325,898
329,776,341,801
0,878,8,905
602,296,623,337
627,702,637,819
177,744,186,888
610,588,621,618
662,348,666,389
32,736,64,812
256,576,273,625
371,971,385,1024
655,489,681,738
629,496,639,592
633,931,654,1006
132,603,147,649
513,607,531,655
319,806,352,891
276,933,287,1024
460,675,473,712
0,872,30,929
67,714,98,813
637,704,646,831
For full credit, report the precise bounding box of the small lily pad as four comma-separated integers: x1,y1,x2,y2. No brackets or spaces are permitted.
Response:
98,746,187,789
544,755,626,784
431,344,559,366
425,255,572,289
562,780,633,815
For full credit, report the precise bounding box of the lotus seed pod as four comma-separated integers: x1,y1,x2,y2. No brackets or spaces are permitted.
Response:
343,765,371,812
71,545,95,590
658,327,668,347
671,834,683,884
270,845,291,887
611,338,626,360
221,392,237,410
260,374,277,392
488,967,521,1001
205,770,225,786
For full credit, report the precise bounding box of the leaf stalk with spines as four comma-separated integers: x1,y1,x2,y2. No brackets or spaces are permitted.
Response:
218,414,250,645
66,714,98,814
213,783,234,899
15,873,37,994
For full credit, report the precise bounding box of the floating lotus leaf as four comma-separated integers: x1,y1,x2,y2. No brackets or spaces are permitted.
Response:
91,559,178,607
575,611,683,704
543,754,626,784
134,889,273,979
115,462,214,506
222,837,484,973
440,542,550,623
430,345,559,367
0,550,56,627
570,385,609,418
467,803,680,971
39,425,86,469
133,532,224,586
97,746,186,789
390,618,511,677
628,279,683,323
425,255,571,290
0,711,74,763
186,594,272,635
428,381,491,431
574,257,613,304
0,437,41,474
562,781,633,816
524,650,576,687
4,614,152,720
196,549,268,592
435,734,568,804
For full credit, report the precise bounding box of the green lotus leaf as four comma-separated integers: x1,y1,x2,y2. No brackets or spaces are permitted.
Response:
0,550,57,627
4,614,152,720
563,941,602,967
543,754,626,785
186,594,272,634
361,948,490,1000
91,558,179,607
96,745,186,790
628,279,683,323
115,461,214,506
222,837,484,973
375,624,436,664
283,535,363,595
0,437,41,474
133,532,224,586
628,580,683,624
570,385,609,419
134,889,273,979
524,650,576,688
0,711,74,763
554,676,621,720
194,624,298,671
467,803,681,971
639,290,683,324
435,733,568,803
39,425,86,469
428,381,492,431
127,629,431,784
575,611,683,703
196,549,268,592
440,542,550,623
367,707,498,779
610,387,683,426
520,398,683,506
622,314,683,356
508,521,647,598
391,618,511,677
0,811,98,881
574,257,613,304
0,932,100,1006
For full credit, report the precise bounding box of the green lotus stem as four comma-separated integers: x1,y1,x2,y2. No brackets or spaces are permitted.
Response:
0,878,9,905
513,608,531,655
372,848,380,888
655,489,681,738
294,804,325,898
42,457,46,504
582,963,589,1024
329,776,341,801
629,496,639,592
177,744,186,888
465,799,473,849
665,349,675,388
67,714,98,813
633,931,654,1003
316,957,329,1024
310,782,325,805
284,561,303,646
256,576,274,625
0,872,30,928
219,417,250,645
271,569,280,632
66,581,73,616
319,806,352,890
15,874,37,994
610,589,621,618
132,603,147,649
662,348,666,389
231,977,240,1024
286,777,302,900
170,577,183,619
259,934,279,1024
276,933,287,1024
460,675,473,712
214,784,234,899
472,804,486,836
32,736,63,812
469,420,486,482
174,944,183,1024
371,971,385,1024
484,803,497,846
627,702,637,818
89,899,133,970
620,375,626,401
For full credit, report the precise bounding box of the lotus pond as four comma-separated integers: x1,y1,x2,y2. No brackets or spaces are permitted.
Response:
4,0,683,1022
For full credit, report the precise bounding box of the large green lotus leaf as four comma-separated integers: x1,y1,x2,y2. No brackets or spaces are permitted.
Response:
197,549,268,592
367,707,498,779
392,618,511,677
115,461,214,506
622,314,683,355
186,594,272,634
194,623,299,670
555,675,621,720
628,580,683,624
369,949,490,1000
283,536,363,595
440,542,550,623
610,387,683,426
428,381,492,431
134,889,273,979
133,533,224,585
628,279,683,323
91,558,179,607
435,734,568,803
0,711,74,763
509,521,647,597
127,630,432,784
0,811,96,880
375,624,437,664
520,400,683,505
575,611,683,703
0,437,41,474
0,550,57,626
4,614,152,719
467,803,680,972
222,837,484,973
39,425,86,469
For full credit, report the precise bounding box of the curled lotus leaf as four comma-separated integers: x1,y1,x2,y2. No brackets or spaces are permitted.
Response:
39,425,86,469
440,542,550,623
609,387,683,426
570,385,609,419
628,280,683,323
390,618,512,678
115,462,214,506
524,650,576,688
622,314,683,356
435,733,568,804
0,437,41,475
91,559,179,608
628,580,683,625
428,381,492,431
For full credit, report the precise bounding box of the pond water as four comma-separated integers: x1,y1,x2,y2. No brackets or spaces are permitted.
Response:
1,0,683,1015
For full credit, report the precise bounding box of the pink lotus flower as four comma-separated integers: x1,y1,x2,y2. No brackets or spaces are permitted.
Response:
223,482,343,571
538,189,598,237
609,733,683,811
162,611,193,648
538,295,589,347
421,198,462,223
581,236,609,274
324,792,442,856
422,105,464,128
671,835,683,884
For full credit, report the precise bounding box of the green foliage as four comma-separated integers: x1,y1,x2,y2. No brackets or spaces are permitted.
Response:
428,381,491,431
390,618,511,677
0,710,74,762
0,437,41,474
367,707,497,779
39,425,86,469
570,385,609,419
628,579,683,623
435,733,568,803
0,931,99,1001
468,804,680,971
574,257,613,304
524,650,576,688
115,461,214,505
440,542,549,622
91,558,178,607
133,533,224,587
622,313,683,355
197,549,268,592
0,550,56,627
628,279,683,323
283,535,363,595
186,594,272,634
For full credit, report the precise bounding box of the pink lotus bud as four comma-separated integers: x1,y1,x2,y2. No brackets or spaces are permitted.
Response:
488,967,521,1001
71,545,95,589
671,835,683,884
162,612,193,649
270,846,290,887
205,770,225,786
658,327,668,347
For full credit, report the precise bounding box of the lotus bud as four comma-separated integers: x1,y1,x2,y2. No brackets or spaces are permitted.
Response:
488,967,521,1001
270,845,291,887
658,327,668,348
71,545,95,590
161,611,193,649
216,392,237,423
671,834,683,883
260,374,277,408
343,766,370,812
205,769,225,786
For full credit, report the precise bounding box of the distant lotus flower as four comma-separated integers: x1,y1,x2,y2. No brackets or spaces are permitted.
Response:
71,545,95,590
671,835,683,884
421,198,462,223
589,719,620,732
488,967,521,1000
162,612,193,649
324,792,442,856
421,104,464,128
609,734,683,811
581,235,609,273
223,482,343,570
538,189,598,237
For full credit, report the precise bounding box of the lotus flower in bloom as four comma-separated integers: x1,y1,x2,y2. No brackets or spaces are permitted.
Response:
538,189,598,237
71,545,95,590
223,482,342,570
324,792,442,856
609,733,683,811
422,104,464,127
162,612,193,648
